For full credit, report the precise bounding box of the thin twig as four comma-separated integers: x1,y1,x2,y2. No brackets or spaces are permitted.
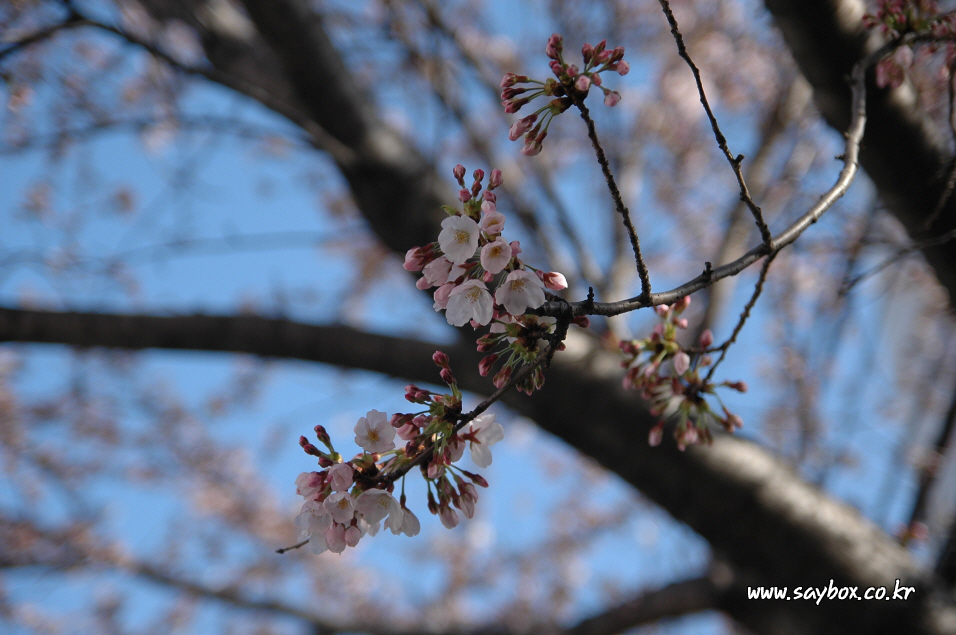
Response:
538,40,897,320
0,14,89,62
840,226,956,295
571,95,652,299
656,0,774,249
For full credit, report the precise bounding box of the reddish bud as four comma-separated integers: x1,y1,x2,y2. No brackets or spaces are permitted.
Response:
462,470,489,487
572,315,590,328
603,89,621,107
458,188,471,202
493,366,512,389
453,163,466,184
546,33,563,60
479,354,499,376
440,368,455,385
582,42,594,63
575,74,591,92
488,169,503,190
432,350,450,368
699,329,714,348
318,455,333,468
472,168,484,183
313,425,331,446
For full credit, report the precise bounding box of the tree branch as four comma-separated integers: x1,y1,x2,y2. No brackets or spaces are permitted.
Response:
1,305,952,634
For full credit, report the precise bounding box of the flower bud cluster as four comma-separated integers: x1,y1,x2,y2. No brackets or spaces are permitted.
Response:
294,352,503,554
618,296,746,450
501,34,628,155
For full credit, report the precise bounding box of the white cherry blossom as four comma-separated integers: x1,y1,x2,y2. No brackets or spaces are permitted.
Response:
356,489,403,526
446,280,493,326
480,238,512,274
328,463,354,492
495,269,546,316
466,413,504,468
324,491,356,524
438,215,480,264
354,409,395,454
480,210,506,236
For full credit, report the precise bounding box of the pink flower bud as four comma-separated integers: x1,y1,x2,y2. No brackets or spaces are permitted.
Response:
566,64,579,77
508,113,538,141
594,39,607,55
427,459,445,479
440,368,455,385
453,163,466,184
582,42,594,63
549,60,565,77
591,72,602,86
479,354,499,377
572,315,590,328
729,381,748,393
541,271,568,290
473,168,484,183
318,455,333,468
676,318,689,329
595,50,612,64
603,89,621,107
344,525,362,547
499,73,527,88
416,276,432,290
726,413,743,430
509,240,522,256
432,350,450,368
313,425,331,446
462,470,489,487
610,46,625,62
614,60,630,76
397,422,419,441
673,351,690,376
483,190,496,203
655,304,670,317
575,74,591,92
674,295,691,312
489,169,503,190
403,247,425,271
699,329,714,348
458,188,471,202
439,506,459,529
503,96,531,114
493,366,512,389
545,33,563,60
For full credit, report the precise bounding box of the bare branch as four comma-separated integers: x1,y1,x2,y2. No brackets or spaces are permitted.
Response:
656,0,774,248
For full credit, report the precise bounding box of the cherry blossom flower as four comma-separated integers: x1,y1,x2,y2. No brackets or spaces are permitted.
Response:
328,463,354,492
354,409,395,454
295,499,333,555
446,280,494,326
433,282,455,310
466,413,504,468
423,257,453,287
495,269,546,316
439,506,459,529
480,210,506,236
344,525,362,547
295,471,324,498
326,522,348,553
480,238,512,274
356,489,403,525
438,215,480,264
324,491,356,524
395,505,421,536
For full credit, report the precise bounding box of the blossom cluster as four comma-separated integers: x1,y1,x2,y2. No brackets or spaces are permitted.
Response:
404,165,570,392
293,352,503,554
618,296,746,450
863,1,956,88
501,34,629,155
